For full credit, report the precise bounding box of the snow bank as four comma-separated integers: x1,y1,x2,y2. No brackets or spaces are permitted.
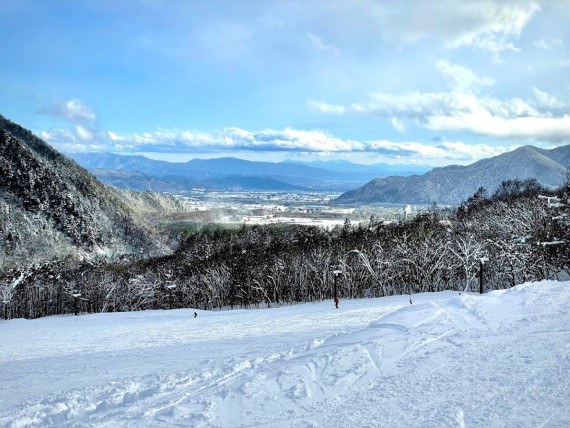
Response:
1,281,568,427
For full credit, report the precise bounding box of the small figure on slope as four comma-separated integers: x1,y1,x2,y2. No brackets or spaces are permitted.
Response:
334,297,339,309
194,311,198,318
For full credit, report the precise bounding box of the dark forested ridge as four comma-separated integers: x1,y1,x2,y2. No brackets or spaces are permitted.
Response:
2,178,568,319
0,115,167,267
335,144,570,205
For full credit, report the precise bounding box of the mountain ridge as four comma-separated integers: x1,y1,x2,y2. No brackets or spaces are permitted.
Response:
334,144,569,205
282,158,431,176
68,152,428,191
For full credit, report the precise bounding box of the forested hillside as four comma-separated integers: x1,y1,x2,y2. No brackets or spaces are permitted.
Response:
335,144,570,204
0,115,167,268
2,178,568,319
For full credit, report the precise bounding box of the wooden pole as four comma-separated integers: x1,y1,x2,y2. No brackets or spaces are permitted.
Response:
479,260,484,294
334,274,338,299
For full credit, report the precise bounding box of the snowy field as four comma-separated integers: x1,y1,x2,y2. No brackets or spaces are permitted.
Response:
1,281,569,427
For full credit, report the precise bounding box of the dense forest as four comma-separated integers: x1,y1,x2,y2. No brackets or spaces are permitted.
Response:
1,178,568,320
0,122,169,264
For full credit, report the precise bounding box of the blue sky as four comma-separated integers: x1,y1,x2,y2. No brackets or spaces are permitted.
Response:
1,0,569,166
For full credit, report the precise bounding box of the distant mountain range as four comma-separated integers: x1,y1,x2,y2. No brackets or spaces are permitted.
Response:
79,146,568,203
334,145,570,205
283,159,431,176
68,153,430,192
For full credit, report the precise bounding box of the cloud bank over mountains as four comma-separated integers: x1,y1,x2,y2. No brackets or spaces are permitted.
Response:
39,117,514,166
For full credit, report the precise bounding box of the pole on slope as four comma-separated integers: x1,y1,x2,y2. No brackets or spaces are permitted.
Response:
334,274,337,300
479,261,483,294
479,258,488,294
73,291,80,316
333,269,342,299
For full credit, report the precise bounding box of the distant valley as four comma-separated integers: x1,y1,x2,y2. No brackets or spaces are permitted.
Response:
70,144,570,206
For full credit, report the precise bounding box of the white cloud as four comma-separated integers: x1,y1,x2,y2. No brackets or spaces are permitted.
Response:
357,91,460,119
39,128,77,143
41,99,97,123
38,128,85,152
133,133,155,144
74,125,93,140
436,60,495,91
108,131,125,141
532,88,565,109
306,100,346,114
113,143,136,150
560,59,570,68
367,140,513,161
221,128,364,151
375,0,539,61
141,0,540,74
50,127,364,152
362,91,569,142
390,118,406,133
438,141,514,160
533,38,563,50
310,60,570,143
470,37,520,64
38,123,524,165
425,114,570,142
307,32,339,55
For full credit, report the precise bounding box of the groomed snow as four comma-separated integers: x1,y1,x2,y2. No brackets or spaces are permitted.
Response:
1,280,569,427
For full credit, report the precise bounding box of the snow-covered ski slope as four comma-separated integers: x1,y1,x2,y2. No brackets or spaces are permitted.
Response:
1,280,569,427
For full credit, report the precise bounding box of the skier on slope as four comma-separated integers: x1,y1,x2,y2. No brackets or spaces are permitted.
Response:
334,297,339,309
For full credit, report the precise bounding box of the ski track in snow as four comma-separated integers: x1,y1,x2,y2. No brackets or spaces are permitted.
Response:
1,280,569,427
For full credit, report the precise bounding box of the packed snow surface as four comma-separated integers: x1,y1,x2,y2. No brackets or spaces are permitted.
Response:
1,281,569,427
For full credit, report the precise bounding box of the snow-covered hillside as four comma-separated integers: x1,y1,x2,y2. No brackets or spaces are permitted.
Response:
1,281,568,427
